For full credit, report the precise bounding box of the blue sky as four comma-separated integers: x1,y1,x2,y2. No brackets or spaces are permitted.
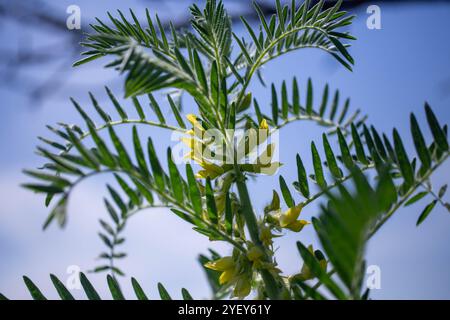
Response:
0,1,449,299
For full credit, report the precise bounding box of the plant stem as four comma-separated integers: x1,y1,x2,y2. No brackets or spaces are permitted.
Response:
233,163,281,300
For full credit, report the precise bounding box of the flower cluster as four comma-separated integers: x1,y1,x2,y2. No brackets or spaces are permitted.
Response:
205,244,281,298
181,115,282,179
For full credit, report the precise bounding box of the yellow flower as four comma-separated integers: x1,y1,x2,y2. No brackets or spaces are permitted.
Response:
247,246,264,262
196,162,226,179
279,205,309,232
259,225,274,246
259,119,269,130
186,114,204,130
205,257,236,285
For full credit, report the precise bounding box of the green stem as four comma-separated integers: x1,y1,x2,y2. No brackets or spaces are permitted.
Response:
369,153,449,237
233,164,281,300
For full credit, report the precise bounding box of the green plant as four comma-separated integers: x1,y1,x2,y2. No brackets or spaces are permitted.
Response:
2,0,449,300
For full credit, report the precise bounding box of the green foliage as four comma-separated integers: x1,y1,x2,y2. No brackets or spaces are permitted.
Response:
0,273,193,300
6,0,449,300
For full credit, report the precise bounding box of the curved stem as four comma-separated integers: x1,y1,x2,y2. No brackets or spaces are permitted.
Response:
65,167,247,253
369,153,449,237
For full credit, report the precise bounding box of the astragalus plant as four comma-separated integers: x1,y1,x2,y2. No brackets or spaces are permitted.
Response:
2,0,449,300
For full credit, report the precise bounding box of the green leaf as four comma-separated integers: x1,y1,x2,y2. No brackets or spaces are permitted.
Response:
167,148,184,203
80,272,101,300
351,124,368,165
253,99,263,124
306,78,313,115
87,123,116,167
109,126,133,170
181,288,194,300
295,154,310,198
370,126,388,160
186,164,202,216
323,134,342,179
167,95,186,129
410,114,431,171
337,128,353,169
295,281,327,300
22,183,64,194
105,86,128,120
132,97,146,120
224,192,233,235
67,130,99,170
425,103,449,152
148,94,166,124
311,142,327,188
416,200,437,226
107,185,127,214
114,174,140,206
132,126,150,178
319,84,329,117
131,277,149,300
279,175,294,207
70,98,94,127
296,242,346,300
147,138,165,190
88,92,111,122
73,54,104,67
157,283,172,300
293,77,300,115
23,276,47,300
205,178,218,224
404,191,428,207
210,61,219,107
393,129,414,188
271,84,279,125
330,37,354,65
439,185,448,198
281,81,289,119
50,274,75,300
107,275,125,300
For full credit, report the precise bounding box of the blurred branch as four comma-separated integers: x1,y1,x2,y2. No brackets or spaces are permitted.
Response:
0,0,449,103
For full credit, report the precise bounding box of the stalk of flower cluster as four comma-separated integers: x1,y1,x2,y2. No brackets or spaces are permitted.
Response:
233,163,281,300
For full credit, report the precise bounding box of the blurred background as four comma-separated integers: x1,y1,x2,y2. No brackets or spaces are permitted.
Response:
0,0,449,299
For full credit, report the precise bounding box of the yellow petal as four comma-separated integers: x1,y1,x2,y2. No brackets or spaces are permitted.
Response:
285,220,309,232
204,257,234,271
259,119,269,130
186,114,199,126
199,161,224,174
279,205,303,227
219,269,235,285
